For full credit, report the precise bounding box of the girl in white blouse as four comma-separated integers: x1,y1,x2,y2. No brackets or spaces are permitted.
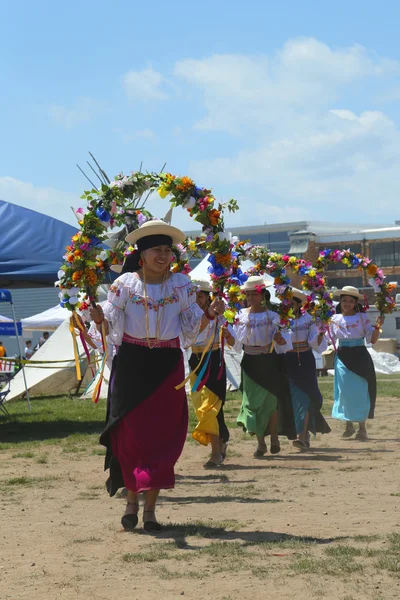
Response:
329,286,384,440
90,220,224,533
189,280,230,468
223,276,297,457
285,290,331,450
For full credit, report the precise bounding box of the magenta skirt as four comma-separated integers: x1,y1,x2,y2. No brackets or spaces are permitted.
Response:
110,354,188,493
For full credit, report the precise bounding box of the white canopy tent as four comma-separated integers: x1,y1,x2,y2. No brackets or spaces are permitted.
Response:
0,315,13,322
6,317,90,400
21,304,71,331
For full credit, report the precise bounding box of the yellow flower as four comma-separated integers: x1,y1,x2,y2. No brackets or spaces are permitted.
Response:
224,309,236,324
308,269,315,277
171,263,179,273
188,240,197,252
229,284,241,294
72,233,81,242
158,185,170,199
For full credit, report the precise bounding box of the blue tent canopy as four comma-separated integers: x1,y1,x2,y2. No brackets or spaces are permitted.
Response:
0,200,78,288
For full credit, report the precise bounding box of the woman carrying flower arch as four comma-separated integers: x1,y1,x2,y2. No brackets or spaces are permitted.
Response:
189,279,230,468
284,289,331,450
90,220,225,532
222,276,297,457
328,285,384,440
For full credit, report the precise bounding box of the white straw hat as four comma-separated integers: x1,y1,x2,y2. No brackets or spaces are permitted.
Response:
125,219,185,245
110,264,123,273
332,285,364,300
193,279,212,293
291,288,308,304
241,275,273,291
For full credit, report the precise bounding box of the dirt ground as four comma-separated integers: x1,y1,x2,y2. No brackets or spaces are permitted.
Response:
1,393,399,600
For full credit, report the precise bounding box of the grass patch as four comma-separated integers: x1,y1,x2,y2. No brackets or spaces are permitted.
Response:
36,455,48,464
11,451,35,459
0,475,59,494
291,555,364,575
0,396,106,450
72,536,103,544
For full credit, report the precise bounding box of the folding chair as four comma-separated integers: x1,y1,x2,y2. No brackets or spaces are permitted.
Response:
0,373,12,416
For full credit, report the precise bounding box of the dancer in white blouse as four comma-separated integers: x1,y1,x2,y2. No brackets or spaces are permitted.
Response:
189,280,230,468
90,220,224,532
285,290,331,450
222,276,297,457
329,286,384,440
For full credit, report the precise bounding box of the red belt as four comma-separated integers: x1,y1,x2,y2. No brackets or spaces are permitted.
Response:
122,334,180,349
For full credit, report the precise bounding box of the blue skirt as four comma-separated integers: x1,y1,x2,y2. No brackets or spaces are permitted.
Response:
284,350,330,435
332,343,376,422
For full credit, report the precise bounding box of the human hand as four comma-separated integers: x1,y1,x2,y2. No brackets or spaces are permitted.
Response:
90,306,104,324
209,297,225,317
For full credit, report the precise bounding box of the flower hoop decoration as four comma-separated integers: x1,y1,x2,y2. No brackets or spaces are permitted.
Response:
58,158,239,309
315,249,397,316
243,245,396,329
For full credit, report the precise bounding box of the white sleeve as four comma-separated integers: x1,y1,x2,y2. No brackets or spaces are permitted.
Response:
274,327,293,354
178,279,203,349
227,323,243,354
308,320,328,353
103,279,129,346
362,313,375,344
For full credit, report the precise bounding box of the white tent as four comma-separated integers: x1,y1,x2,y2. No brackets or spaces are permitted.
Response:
6,317,90,400
0,315,13,322
21,305,71,331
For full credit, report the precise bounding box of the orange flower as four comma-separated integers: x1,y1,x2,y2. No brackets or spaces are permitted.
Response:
176,176,194,192
74,250,83,258
171,263,180,273
215,251,232,267
72,271,83,282
208,209,221,226
367,264,378,276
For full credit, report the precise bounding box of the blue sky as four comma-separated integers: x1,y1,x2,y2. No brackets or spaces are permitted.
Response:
2,0,400,231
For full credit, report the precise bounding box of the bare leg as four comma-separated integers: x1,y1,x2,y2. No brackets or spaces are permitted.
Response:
356,421,368,440
299,411,309,444
342,421,356,438
121,489,139,531
269,410,279,443
209,434,222,464
124,490,139,515
269,410,281,454
143,489,160,524
254,435,267,457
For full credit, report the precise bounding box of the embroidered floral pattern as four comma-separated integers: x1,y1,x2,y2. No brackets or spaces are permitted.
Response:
110,283,122,297
129,292,179,311
247,318,275,329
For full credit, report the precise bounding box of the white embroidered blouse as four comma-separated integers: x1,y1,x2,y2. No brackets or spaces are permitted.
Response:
328,313,375,344
231,309,292,354
289,312,327,353
192,315,235,349
103,272,203,348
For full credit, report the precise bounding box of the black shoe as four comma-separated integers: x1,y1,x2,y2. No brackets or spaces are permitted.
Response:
121,513,139,531
143,510,162,534
270,442,281,455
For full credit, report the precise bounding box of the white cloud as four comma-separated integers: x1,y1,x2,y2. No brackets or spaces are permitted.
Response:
0,177,79,226
49,97,106,129
174,39,398,134
170,38,400,222
122,67,168,101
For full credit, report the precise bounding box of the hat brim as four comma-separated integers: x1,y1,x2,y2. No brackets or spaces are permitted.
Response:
291,289,308,304
333,289,364,300
110,264,123,274
241,281,273,291
125,222,185,246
